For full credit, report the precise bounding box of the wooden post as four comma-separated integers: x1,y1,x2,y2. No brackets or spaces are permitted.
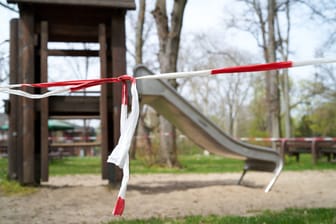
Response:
99,23,109,179
280,139,287,163
8,19,20,180
19,9,36,184
109,11,128,183
40,21,49,181
312,139,317,165
111,13,124,141
99,20,122,183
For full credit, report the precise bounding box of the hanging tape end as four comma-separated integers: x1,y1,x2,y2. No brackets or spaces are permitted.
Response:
113,196,125,216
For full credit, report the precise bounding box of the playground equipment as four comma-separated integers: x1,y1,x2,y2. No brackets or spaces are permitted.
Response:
134,65,283,192
6,0,135,185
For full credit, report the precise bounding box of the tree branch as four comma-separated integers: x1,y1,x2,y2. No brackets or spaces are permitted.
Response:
152,0,169,55
0,2,18,13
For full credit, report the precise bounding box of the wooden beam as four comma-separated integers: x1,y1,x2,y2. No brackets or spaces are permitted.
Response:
40,21,49,181
48,96,100,116
47,49,99,57
48,24,99,42
8,0,136,9
49,115,100,120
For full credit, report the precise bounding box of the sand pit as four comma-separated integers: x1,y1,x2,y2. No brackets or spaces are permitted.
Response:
0,170,336,223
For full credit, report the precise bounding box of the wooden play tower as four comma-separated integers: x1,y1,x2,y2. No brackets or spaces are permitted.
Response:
7,0,135,185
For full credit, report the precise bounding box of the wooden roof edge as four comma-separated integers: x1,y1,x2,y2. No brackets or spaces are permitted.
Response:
7,0,136,9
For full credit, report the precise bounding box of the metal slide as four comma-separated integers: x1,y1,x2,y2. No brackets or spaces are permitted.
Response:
134,65,283,192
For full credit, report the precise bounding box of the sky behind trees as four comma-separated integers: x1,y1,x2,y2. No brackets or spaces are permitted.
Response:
0,0,335,117
1,0,333,74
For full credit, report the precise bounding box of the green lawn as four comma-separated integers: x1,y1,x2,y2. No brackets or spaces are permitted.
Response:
49,156,101,175
0,158,36,195
106,208,336,224
130,154,245,174
134,153,336,174
1,153,335,177
1,153,334,194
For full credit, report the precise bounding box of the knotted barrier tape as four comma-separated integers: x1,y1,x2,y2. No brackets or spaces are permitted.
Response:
0,75,139,216
1,58,336,216
107,79,139,216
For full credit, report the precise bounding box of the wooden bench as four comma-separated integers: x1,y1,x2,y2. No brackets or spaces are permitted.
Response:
277,139,336,164
317,141,336,162
49,142,101,158
0,145,8,158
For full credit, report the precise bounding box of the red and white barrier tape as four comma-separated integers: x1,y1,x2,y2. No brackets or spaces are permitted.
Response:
1,75,139,216
240,137,336,142
1,58,336,98
106,79,139,216
0,58,336,216
136,58,336,80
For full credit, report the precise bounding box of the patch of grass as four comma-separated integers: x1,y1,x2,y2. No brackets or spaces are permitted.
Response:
179,154,244,173
106,208,336,224
129,154,244,174
284,154,336,171
131,153,335,174
49,156,101,175
0,179,37,196
0,157,7,175
0,158,36,195
1,152,335,179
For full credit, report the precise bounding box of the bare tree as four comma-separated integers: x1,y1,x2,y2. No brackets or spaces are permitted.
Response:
226,0,299,138
0,2,18,13
276,0,292,138
288,0,336,134
151,0,187,167
178,34,255,137
0,0,19,85
130,0,146,160
135,0,145,65
126,2,158,72
130,0,156,162
264,0,280,138
0,43,9,84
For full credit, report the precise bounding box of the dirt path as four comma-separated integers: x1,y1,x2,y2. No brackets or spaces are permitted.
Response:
1,170,336,224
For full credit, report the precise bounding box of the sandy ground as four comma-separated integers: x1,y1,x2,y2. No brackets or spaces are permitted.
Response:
0,170,336,224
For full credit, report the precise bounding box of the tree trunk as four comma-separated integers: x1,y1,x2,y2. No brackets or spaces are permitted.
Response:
135,0,145,65
159,117,177,167
278,0,292,138
152,0,187,167
266,0,280,139
131,0,154,160
283,69,291,137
